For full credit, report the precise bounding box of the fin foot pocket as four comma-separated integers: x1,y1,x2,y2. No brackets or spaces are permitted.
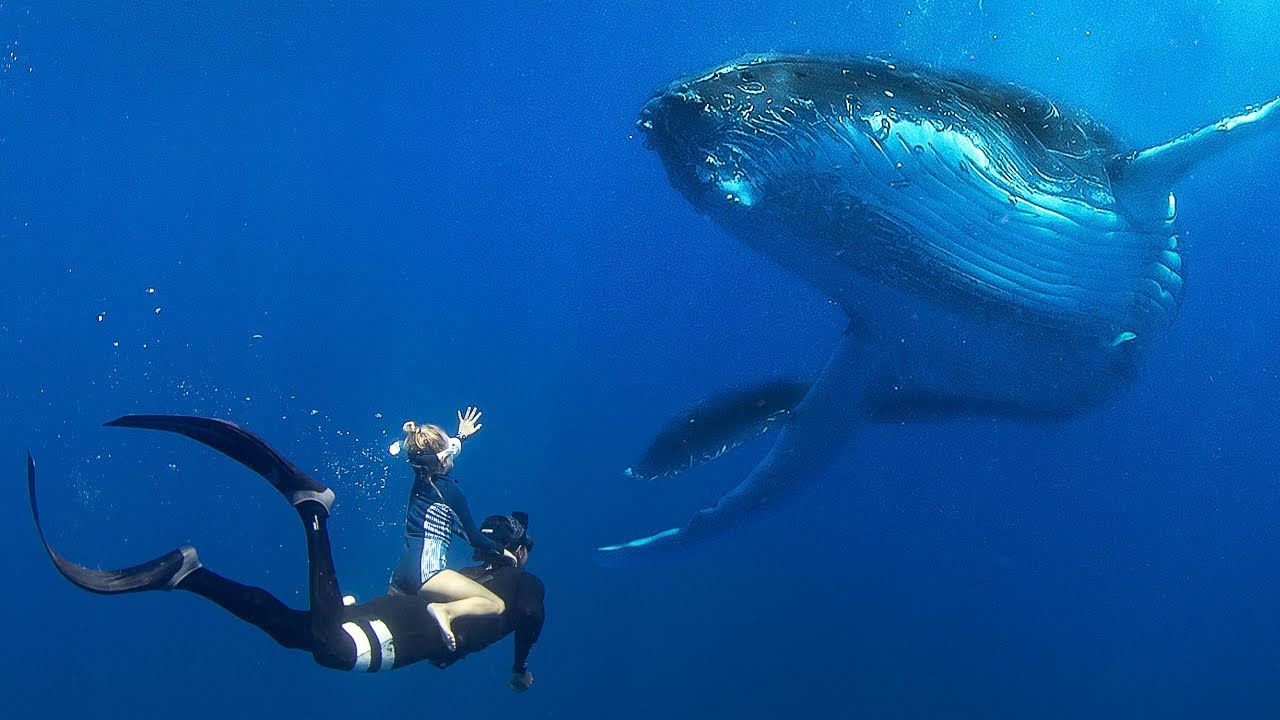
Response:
167,546,204,589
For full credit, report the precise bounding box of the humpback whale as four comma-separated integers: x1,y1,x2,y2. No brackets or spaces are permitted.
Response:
598,54,1280,560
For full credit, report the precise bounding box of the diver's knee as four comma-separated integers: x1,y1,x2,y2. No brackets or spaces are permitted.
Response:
492,597,506,616
312,645,353,671
312,632,357,671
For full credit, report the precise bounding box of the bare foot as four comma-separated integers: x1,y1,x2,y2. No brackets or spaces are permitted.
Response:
426,603,457,652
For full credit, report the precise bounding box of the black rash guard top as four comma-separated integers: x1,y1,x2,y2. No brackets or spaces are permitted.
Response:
402,472,497,554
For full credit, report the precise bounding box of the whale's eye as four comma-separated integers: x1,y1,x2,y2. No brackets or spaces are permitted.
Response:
739,71,755,82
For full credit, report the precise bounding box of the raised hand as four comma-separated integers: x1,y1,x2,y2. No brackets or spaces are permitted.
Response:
456,406,483,440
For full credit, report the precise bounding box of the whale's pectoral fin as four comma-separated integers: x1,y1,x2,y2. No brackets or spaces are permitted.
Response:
598,320,881,563
624,378,813,481
1112,95,1280,200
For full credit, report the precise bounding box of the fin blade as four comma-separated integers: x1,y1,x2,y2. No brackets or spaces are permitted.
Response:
105,414,330,510
27,452,199,594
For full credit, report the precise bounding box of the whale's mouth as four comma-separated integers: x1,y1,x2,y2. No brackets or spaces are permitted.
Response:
635,90,712,160
636,91,764,209
636,88,683,133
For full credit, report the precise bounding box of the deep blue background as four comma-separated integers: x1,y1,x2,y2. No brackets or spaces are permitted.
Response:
5,1,1280,718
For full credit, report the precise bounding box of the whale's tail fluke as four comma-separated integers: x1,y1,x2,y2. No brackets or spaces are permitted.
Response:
623,378,812,482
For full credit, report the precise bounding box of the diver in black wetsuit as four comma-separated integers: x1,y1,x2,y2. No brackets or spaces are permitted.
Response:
452,512,545,692
27,414,544,687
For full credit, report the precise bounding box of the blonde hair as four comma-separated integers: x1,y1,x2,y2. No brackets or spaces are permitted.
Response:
402,421,450,472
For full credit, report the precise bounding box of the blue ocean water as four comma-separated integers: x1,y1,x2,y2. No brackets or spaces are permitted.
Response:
5,1,1280,717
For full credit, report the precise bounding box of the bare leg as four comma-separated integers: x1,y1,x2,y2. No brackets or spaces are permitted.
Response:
420,569,505,652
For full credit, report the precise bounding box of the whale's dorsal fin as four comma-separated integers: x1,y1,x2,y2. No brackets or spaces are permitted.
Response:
1112,95,1280,191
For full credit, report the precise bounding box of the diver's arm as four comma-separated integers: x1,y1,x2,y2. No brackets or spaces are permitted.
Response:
438,479,499,555
511,574,545,677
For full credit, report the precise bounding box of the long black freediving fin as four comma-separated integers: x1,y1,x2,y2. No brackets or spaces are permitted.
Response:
27,453,202,594
104,414,333,512
624,377,812,481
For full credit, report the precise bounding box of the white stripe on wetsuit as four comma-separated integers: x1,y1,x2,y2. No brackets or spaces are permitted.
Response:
341,622,373,672
370,619,395,669
341,621,397,672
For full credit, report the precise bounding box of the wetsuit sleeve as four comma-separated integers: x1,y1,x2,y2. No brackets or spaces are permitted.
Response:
437,479,499,555
512,574,545,673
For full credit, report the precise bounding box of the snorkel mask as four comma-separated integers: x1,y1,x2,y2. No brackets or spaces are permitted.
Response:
389,431,462,468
